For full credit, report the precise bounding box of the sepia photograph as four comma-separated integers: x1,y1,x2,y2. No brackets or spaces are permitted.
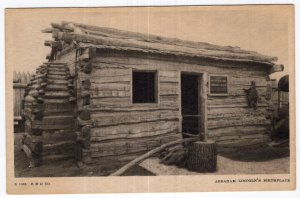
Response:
5,4,295,194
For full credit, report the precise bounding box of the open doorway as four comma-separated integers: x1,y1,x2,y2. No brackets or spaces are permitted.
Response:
181,73,203,138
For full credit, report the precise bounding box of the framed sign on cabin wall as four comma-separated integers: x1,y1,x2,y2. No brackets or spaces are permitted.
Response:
208,74,229,96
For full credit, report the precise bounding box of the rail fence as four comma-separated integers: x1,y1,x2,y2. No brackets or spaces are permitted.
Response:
13,71,33,131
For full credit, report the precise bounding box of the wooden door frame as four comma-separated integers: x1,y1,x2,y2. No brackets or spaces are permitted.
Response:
179,71,208,139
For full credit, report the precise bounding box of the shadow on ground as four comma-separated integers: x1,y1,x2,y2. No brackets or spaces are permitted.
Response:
218,143,289,162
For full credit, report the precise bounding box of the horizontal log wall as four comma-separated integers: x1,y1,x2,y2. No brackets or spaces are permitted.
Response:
89,52,272,153
83,54,183,158
57,50,272,158
207,74,272,146
90,133,181,158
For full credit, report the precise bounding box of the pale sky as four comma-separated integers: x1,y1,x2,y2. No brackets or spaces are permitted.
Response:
6,6,294,79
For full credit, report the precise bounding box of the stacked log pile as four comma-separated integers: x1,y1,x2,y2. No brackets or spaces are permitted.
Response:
22,62,76,167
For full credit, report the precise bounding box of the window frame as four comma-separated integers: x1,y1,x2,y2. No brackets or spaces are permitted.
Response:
131,70,158,104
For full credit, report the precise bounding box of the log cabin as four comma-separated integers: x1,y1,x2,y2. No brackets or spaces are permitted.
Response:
21,21,284,167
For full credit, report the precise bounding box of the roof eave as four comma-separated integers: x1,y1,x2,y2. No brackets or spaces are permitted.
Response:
78,43,276,68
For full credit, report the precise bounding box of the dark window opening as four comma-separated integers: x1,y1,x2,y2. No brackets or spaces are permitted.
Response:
132,71,156,103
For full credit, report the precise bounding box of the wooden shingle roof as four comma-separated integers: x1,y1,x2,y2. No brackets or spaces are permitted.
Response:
65,21,277,63
43,21,281,68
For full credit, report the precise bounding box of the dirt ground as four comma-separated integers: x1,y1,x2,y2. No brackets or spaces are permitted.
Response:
140,155,289,175
14,133,289,177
